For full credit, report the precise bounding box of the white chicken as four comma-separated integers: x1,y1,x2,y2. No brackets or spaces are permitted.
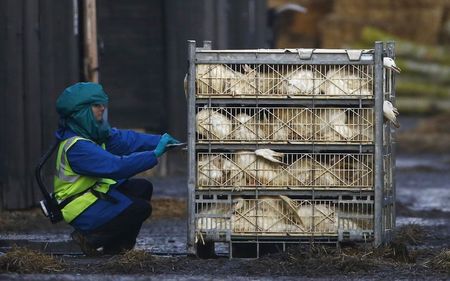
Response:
383,57,401,74
234,149,288,187
232,113,265,141
311,162,339,187
196,108,232,140
279,69,323,96
320,69,372,96
265,108,313,142
196,64,243,95
346,109,374,142
286,157,312,186
266,109,291,141
197,154,224,186
316,109,353,141
296,203,337,233
232,196,300,233
197,154,244,188
383,101,400,128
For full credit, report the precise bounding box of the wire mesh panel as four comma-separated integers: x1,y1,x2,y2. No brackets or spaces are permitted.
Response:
196,107,374,143
197,152,373,189
195,195,233,240
196,64,374,98
195,195,374,238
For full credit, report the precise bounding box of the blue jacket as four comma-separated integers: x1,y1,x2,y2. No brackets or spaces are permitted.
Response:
55,127,161,232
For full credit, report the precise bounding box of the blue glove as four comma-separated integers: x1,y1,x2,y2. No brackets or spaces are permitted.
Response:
153,133,181,157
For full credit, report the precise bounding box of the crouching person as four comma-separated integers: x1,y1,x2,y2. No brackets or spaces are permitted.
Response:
54,82,180,256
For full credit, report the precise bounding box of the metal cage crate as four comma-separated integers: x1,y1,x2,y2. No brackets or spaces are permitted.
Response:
186,40,397,257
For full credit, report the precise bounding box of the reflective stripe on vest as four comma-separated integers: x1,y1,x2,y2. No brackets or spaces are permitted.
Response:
54,136,116,223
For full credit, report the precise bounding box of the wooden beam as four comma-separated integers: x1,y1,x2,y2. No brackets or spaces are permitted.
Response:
83,0,99,82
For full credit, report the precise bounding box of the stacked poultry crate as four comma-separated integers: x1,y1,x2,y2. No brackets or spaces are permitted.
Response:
186,40,396,258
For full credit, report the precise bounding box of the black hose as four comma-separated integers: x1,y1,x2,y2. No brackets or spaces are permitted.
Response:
34,138,60,201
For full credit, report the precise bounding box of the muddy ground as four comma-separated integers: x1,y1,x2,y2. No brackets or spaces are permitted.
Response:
0,115,449,280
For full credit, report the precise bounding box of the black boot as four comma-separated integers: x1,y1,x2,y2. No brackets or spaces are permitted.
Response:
71,230,103,257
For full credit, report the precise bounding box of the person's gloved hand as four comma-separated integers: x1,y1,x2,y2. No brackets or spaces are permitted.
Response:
153,133,181,157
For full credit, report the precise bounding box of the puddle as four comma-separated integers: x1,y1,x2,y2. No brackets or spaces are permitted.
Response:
396,154,450,213
397,187,450,212
397,217,449,226
396,154,450,171
0,234,70,243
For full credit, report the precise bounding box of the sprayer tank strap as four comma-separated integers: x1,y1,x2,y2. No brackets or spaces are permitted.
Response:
57,183,117,209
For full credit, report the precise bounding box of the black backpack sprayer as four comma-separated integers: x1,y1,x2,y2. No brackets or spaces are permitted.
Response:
35,120,66,224
35,138,64,223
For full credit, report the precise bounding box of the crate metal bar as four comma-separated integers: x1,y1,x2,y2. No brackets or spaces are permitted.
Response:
194,189,374,197
196,98,375,106
374,42,384,246
195,52,374,65
187,40,197,255
387,41,396,233
196,144,374,153
385,41,396,243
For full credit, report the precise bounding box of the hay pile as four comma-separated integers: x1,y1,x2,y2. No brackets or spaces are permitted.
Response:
394,223,427,245
244,243,417,276
102,250,177,274
425,249,450,273
0,246,65,273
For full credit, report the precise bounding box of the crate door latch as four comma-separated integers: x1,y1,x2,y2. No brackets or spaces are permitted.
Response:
297,48,314,60
346,50,363,61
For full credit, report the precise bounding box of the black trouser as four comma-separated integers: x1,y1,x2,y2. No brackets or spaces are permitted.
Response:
84,178,153,252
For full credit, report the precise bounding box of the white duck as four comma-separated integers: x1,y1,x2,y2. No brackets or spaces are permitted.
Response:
383,57,401,74
383,101,400,128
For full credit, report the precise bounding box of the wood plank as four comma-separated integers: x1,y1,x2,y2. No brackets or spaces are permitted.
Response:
3,0,27,209
38,0,80,189
0,0,7,209
23,0,42,205
97,0,165,130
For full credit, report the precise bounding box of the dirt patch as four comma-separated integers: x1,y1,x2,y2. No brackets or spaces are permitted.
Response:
150,198,186,219
0,198,186,233
0,209,69,233
0,246,65,273
85,243,445,278
1,239,449,279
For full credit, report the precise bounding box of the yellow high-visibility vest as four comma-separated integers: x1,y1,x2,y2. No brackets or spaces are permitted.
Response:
54,136,116,223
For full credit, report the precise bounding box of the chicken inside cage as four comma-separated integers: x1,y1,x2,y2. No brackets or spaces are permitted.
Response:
196,107,374,143
196,108,232,140
195,64,373,98
197,152,374,189
195,196,373,235
279,68,324,96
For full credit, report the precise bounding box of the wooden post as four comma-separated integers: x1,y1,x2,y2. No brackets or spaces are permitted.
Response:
83,0,99,82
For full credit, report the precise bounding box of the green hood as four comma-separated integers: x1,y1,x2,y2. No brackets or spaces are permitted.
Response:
56,82,111,143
